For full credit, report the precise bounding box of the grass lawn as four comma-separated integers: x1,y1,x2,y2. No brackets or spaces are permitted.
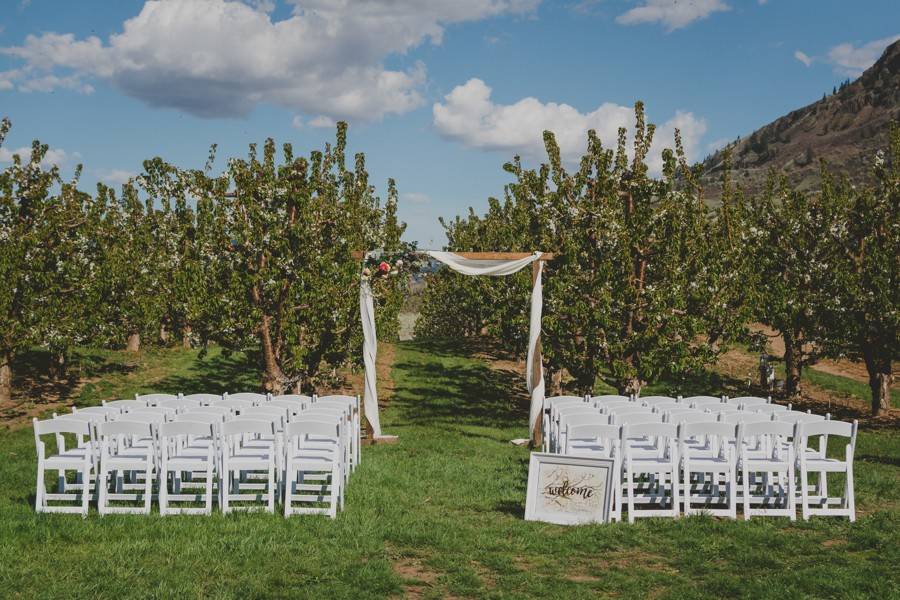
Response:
1,340,899,598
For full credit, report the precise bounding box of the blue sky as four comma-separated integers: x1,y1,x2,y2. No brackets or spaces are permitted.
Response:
1,0,897,247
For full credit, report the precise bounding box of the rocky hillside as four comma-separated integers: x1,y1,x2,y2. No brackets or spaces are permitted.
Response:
700,39,900,199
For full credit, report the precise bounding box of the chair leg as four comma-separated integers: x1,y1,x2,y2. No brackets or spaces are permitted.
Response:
329,465,339,518
98,468,108,516
626,464,635,523
144,464,153,514
800,464,809,521
35,462,45,513
682,462,691,516
81,465,91,517
221,470,229,514
742,464,751,520
846,464,856,523
205,462,214,515
267,462,275,514
283,459,292,517
787,465,796,521
671,467,679,518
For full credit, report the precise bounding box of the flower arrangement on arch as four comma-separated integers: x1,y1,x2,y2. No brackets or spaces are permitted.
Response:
359,244,422,283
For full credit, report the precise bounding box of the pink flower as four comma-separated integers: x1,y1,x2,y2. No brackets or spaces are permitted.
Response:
378,261,390,273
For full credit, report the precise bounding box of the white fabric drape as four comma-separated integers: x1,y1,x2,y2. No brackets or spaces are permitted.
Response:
360,277,382,437
359,251,546,439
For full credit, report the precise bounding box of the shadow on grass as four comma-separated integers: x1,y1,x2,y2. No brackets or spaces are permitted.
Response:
153,351,262,395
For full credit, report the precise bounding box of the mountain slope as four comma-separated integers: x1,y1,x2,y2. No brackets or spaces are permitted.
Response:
699,39,900,199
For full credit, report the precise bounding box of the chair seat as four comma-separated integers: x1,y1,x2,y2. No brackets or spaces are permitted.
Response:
802,457,849,472
684,455,731,468
742,457,791,470
628,457,676,471
45,448,92,468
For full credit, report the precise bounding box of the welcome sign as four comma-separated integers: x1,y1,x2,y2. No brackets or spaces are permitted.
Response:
524,453,615,525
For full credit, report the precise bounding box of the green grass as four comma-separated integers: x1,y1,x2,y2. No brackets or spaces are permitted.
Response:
1,341,899,598
800,368,900,410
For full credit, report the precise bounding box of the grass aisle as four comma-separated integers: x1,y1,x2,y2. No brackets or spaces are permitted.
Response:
0,341,898,598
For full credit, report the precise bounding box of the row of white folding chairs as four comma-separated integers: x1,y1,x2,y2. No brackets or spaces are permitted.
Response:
544,394,804,455
98,392,361,474
556,415,856,523
33,403,353,517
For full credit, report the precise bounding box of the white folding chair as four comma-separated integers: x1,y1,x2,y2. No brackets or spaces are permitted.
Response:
158,421,216,515
97,420,156,515
181,393,222,406
679,422,738,518
33,417,94,515
284,419,344,518
184,405,232,419
797,420,857,522
754,403,790,415
157,398,203,413
273,393,313,404
738,420,795,520
564,422,622,522
623,422,679,522
136,393,179,406
74,405,122,418
219,419,277,513
224,392,268,406
302,406,351,479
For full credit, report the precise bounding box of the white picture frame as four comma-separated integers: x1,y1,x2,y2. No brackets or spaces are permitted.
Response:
524,452,615,525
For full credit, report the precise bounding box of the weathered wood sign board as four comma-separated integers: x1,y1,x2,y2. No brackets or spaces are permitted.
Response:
524,453,615,525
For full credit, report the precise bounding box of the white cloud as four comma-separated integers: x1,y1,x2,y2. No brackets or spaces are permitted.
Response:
1,0,539,122
826,34,900,77
402,192,431,204
616,0,729,31
95,168,136,185
433,78,707,174
0,145,72,168
794,50,813,67
307,115,336,128
706,137,732,154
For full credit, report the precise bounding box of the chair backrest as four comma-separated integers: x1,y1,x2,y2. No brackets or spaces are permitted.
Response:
798,419,856,441
157,398,202,412
75,405,121,417
175,412,224,426
98,420,154,438
776,410,826,424
650,401,680,412
721,412,772,425
243,407,287,430
159,420,214,439
34,416,91,437
273,393,314,404
710,404,740,414
315,394,354,405
728,395,769,407
623,422,677,440
669,411,717,426
224,392,268,405
589,394,630,404
613,412,664,426
181,393,222,405
269,399,306,414
184,405,231,417
558,409,604,431
684,396,724,408
102,399,147,412
218,398,253,412
605,405,652,416
122,410,168,425
593,399,632,410
638,395,678,406
136,393,179,406
221,419,275,437
286,419,341,439
739,419,794,441
55,411,107,424
754,403,789,415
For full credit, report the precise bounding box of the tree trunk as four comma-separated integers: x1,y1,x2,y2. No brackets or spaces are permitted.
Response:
126,332,141,353
783,330,802,397
0,352,11,406
259,314,287,395
49,352,67,382
160,323,170,344
863,348,892,416
182,326,192,349
621,377,642,398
